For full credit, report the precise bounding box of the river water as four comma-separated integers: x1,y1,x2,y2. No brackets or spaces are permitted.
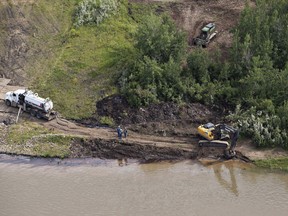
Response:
1,156,288,216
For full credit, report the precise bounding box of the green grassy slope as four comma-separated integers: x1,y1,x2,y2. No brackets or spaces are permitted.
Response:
21,0,137,119
0,0,174,119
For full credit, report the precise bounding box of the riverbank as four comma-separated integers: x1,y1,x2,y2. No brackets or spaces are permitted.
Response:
1,116,288,170
1,100,288,169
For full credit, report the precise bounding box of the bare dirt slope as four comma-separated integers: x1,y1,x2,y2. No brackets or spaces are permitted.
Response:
0,0,31,85
0,0,60,85
132,0,253,52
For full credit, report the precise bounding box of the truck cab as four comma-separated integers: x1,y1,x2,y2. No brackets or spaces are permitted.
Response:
5,89,26,107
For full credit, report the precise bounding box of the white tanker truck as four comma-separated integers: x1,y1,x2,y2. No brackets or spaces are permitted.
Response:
5,89,57,120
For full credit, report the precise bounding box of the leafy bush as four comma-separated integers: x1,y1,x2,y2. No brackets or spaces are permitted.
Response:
186,49,211,84
118,14,187,107
99,116,115,127
229,105,288,149
74,0,119,27
135,14,186,64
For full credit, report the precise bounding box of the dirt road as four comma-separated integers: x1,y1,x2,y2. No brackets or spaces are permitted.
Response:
0,97,230,161
1,98,288,162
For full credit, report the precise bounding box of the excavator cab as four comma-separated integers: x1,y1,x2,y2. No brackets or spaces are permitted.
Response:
197,122,215,140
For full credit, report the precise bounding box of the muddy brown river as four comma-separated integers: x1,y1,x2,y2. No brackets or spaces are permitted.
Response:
1,157,288,216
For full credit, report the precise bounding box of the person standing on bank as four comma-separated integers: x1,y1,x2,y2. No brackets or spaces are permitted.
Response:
117,126,123,140
124,127,128,138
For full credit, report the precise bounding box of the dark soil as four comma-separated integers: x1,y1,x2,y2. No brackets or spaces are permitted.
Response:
70,138,196,161
68,137,249,163
80,95,222,138
67,95,245,162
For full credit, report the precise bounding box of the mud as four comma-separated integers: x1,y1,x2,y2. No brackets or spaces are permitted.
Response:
79,95,221,138
69,137,252,163
1,94,284,163
70,138,195,162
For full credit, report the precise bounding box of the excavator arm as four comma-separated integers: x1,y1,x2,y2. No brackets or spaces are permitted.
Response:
213,124,239,151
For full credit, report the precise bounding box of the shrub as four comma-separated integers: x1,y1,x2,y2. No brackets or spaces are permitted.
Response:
99,116,115,127
229,105,288,149
74,0,119,27
118,14,187,107
69,28,80,38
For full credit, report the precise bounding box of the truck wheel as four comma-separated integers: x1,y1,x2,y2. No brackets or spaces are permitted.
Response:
30,110,36,117
5,100,11,106
36,113,42,119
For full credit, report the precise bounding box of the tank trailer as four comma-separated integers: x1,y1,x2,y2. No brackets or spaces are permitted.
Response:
5,89,57,120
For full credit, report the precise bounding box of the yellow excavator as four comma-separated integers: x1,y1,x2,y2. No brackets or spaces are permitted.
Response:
197,123,239,159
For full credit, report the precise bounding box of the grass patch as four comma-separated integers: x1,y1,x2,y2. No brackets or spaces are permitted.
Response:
8,122,51,145
32,135,73,158
7,121,73,158
99,116,115,127
255,158,288,172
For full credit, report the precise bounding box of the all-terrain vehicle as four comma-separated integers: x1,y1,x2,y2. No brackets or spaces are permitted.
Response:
192,23,217,48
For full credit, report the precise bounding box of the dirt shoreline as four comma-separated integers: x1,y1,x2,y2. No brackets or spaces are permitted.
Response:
0,136,248,163
1,136,287,163
1,99,288,164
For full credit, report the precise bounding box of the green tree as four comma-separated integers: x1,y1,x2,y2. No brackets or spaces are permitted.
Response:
119,13,187,107
186,49,210,84
122,57,161,106
135,14,186,64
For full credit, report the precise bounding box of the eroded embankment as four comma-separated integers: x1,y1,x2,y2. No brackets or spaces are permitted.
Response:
69,137,252,163
70,138,196,162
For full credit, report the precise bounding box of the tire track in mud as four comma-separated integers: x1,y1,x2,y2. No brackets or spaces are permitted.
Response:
0,103,252,162
41,117,200,161
45,116,197,150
